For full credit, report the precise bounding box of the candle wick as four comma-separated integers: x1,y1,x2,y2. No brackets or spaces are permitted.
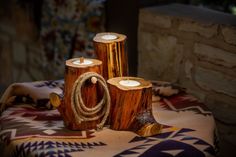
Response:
80,57,84,63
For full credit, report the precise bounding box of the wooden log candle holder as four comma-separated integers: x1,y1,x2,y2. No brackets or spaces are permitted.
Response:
93,32,128,80
50,58,110,130
107,77,162,137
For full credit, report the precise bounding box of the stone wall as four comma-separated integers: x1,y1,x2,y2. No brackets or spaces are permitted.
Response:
0,1,46,94
138,3,236,157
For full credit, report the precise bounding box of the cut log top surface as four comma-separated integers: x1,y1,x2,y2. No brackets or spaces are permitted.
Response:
93,32,126,43
107,77,152,91
66,58,102,68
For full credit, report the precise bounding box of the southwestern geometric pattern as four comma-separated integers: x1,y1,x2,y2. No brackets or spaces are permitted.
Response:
0,105,95,139
116,128,216,157
0,80,217,157
13,141,106,157
160,94,213,116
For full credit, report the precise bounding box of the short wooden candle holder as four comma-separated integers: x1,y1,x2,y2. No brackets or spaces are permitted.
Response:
93,32,128,80
50,58,110,130
107,77,162,137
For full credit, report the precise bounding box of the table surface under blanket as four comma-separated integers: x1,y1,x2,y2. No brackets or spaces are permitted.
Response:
0,81,217,157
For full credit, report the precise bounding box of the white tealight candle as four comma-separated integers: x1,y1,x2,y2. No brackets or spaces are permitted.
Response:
119,80,141,87
72,59,93,65
101,34,118,40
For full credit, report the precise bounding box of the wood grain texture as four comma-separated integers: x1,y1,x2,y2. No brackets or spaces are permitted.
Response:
93,32,128,80
58,58,103,130
107,77,162,137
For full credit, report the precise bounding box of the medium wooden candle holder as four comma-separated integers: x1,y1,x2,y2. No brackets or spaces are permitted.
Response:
93,32,128,80
50,58,110,130
107,77,162,137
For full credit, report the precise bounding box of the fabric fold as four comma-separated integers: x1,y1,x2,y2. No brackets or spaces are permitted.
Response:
0,80,64,111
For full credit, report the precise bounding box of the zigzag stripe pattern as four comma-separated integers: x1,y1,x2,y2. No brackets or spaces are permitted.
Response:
0,106,95,139
0,129,17,140
115,128,215,157
12,141,106,157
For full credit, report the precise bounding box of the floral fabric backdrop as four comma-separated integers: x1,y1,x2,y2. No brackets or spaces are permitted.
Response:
41,0,106,78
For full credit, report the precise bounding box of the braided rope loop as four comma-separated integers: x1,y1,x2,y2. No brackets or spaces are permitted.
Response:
71,72,110,130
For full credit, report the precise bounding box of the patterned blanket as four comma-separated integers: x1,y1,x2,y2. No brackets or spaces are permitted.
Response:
0,80,217,157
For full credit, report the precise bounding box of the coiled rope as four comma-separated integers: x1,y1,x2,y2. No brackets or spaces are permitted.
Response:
71,72,110,130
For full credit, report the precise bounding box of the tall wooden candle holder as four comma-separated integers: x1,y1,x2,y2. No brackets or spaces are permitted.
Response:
107,77,162,137
50,58,110,130
93,32,128,80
